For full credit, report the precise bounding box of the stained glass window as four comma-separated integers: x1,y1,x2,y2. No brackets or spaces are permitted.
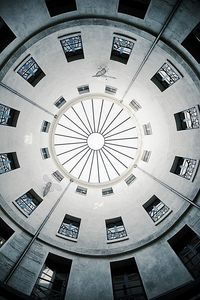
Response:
58,215,80,239
151,62,180,91
106,217,127,241
17,57,45,86
174,105,200,131
111,36,134,64
0,104,20,127
0,152,19,174
144,196,170,223
170,156,198,181
60,35,84,62
15,190,42,215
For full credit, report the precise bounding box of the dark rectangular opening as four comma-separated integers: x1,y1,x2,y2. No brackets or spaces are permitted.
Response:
170,156,184,175
110,258,147,299
0,104,20,127
151,73,169,92
174,111,187,131
174,106,200,131
54,97,66,108
110,36,134,64
0,217,14,248
65,48,84,62
77,85,89,94
8,152,20,170
17,57,45,87
15,189,43,216
28,68,45,87
60,35,84,62
58,214,81,239
168,225,200,279
118,0,150,19
0,17,16,53
32,253,72,299
143,195,169,223
45,0,77,17
182,23,200,63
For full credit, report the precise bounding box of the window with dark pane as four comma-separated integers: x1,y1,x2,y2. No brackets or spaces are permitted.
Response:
182,22,200,63
58,214,81,239
41,147,50,159
106,217,127,241
60,35,84,62
110,36,135,64
105,85,117,95
0,152,20,175
102,187,113,196
54,97,66,109
0,17,16,53
15,189,42,215
174,105,200,131
143,195,170,223
76,186,87,195
0,217,14,248
17,57,45,87
168,225,200,279
31,253,72,300
52,170,64,182
129,99,142,111
110,258,147,300
151,62,180,92
45,0,77,17
141,150,151,162
0,103,20,127
143,122,152,135
118,0,151,19
170,156,198,181
41,120,50,133
125,174,136,185
77,85,89,94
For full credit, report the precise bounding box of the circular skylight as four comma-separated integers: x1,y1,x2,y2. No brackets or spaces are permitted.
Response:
53,98,139,184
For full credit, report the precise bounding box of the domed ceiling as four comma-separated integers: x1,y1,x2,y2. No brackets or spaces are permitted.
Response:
0,0,200,299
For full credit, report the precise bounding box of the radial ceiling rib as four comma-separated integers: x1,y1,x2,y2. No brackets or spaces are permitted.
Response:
58,123,88,138
101,108,123,135
71,106,91,134
103,117,131,137
57,144,87,157
81,101,93,133
104,144,134,160
99,103,114,133
105,126,136,139
62,145,88,166
64,114,89,136
55,133,87,140
97,99,104,132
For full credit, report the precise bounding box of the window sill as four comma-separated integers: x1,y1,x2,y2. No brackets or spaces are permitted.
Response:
56,233,78,243
107,236,129,244
12,201,29,218
154,209,172,226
